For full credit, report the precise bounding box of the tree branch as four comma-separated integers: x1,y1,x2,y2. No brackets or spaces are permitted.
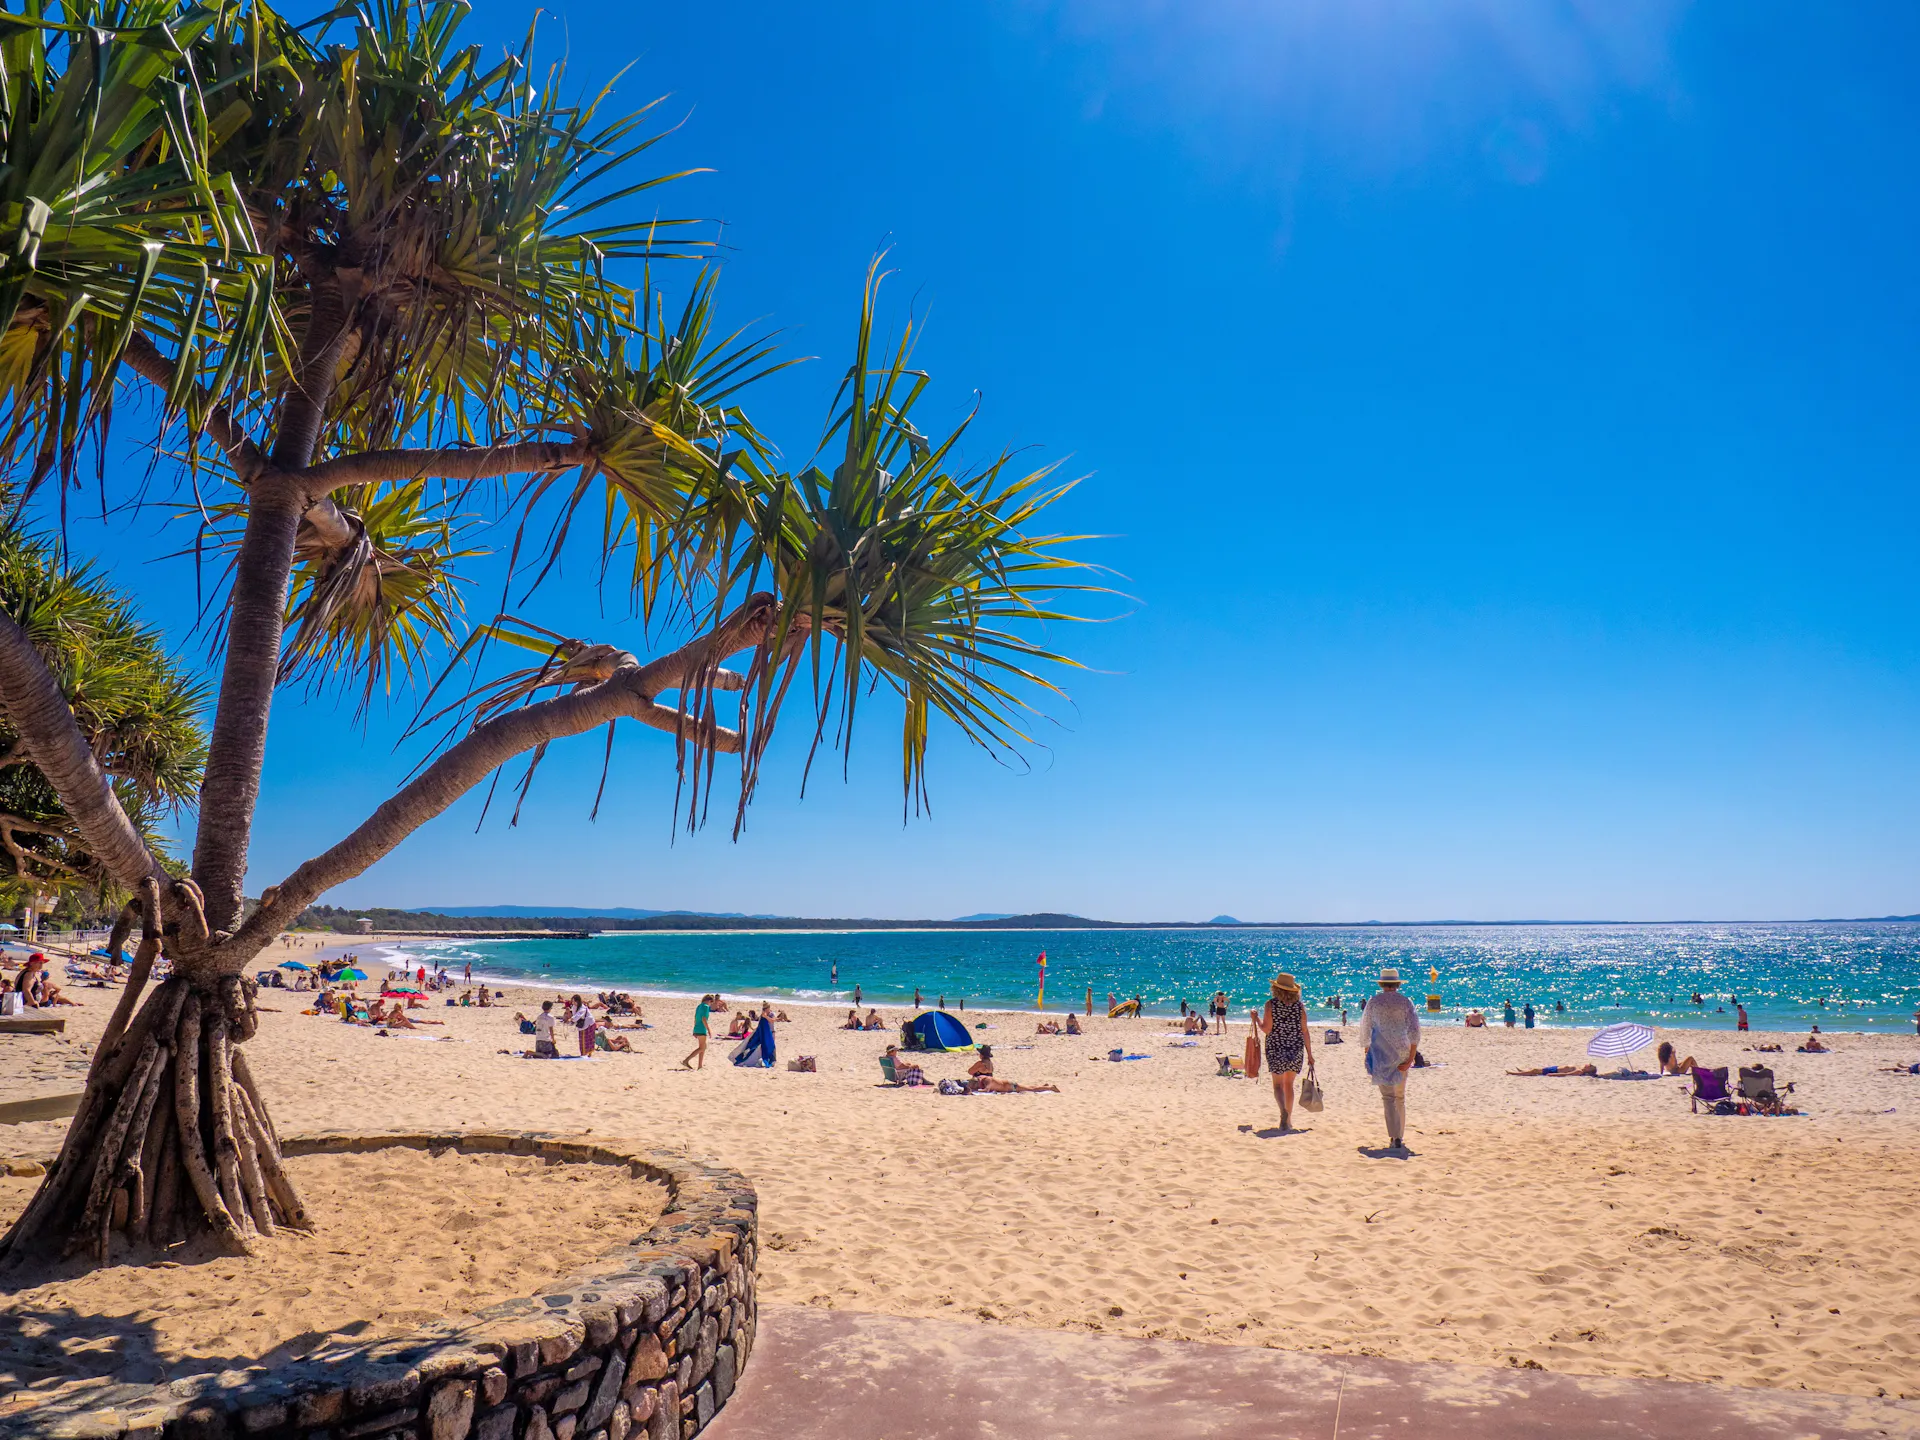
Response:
296,441,585,496
232,597,790,951
0,615,168,892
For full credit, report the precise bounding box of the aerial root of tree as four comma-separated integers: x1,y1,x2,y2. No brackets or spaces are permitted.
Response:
0,973,309,1266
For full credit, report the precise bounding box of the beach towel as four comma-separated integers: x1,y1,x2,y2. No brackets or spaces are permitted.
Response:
731,1016,777,1068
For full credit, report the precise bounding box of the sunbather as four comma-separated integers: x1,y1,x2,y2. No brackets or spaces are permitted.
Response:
1879,1062,1920,1074
594,1029,633,1052
970,1074,1062,1094
1507,1063,1598,1076
1065,1013,1082,1035
842,1008,864,1029
1797,1034,1829,1053
1036,1018,1062,1034
1656,1041,1697,1075
882,1045,926,1085
863,1009,886,1030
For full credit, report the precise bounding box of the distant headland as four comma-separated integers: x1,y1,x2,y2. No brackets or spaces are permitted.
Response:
287,903,1920,935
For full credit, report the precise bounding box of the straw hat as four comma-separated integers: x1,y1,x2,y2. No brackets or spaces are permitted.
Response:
1378,967,1402,986
1270,972,1301,1000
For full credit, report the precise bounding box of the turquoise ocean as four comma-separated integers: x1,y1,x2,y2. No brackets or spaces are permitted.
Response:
364,922,1920,1033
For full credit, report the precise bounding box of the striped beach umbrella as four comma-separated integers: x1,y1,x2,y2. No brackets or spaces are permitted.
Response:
1587,1022,1655,1059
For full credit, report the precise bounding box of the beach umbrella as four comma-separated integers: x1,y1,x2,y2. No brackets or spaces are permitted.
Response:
279,959,311,971
335,967,368,981
1587,1022,1655,1059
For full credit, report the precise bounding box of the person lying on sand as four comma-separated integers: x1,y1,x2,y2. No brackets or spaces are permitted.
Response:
1879,1062,1920,1074
594,1029,633,1052
1507,1063,1599,1076
972,1075,1062,1093
1657,1042,1697,1075
1036,1019,1063,1034
1798,1034,1830,1053
963,1045,1060,1091
1748,1042,1783,1052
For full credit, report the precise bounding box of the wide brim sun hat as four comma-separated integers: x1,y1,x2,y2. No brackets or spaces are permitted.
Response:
1270,972,1301,998
1379,968,1402,986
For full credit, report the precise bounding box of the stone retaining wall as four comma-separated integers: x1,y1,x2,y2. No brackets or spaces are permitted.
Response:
7,1131,758,1440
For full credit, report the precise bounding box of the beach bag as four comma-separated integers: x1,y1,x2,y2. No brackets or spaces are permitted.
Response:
1299,1068,1324,1113
937,1078,969,1095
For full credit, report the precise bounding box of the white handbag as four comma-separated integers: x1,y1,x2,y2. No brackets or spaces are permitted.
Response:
1299,1065,1324,1113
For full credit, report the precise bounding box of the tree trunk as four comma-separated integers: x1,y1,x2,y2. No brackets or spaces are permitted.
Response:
0,944,307,1265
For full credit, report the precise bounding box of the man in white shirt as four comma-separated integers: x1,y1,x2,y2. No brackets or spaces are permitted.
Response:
533,1000,559,1058
1357,968,1420,1152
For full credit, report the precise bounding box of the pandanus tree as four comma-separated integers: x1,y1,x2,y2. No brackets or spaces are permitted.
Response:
0,0,1091,1265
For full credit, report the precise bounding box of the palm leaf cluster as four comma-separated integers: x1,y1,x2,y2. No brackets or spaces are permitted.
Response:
0,517,204,903
0,0,1099,830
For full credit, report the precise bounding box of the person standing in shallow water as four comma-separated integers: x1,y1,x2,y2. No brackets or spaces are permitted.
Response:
1358,968,1420,1152
1256,972,1312,1131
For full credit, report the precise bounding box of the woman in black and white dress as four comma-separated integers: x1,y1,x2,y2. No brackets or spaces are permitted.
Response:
1257,972,1313,1132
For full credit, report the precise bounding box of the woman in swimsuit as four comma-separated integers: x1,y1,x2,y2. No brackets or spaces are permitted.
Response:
1255,972,1313,1131
1656,1042,1697,1075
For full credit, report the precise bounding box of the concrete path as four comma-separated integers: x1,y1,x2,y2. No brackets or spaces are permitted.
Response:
706,1306,1919,1440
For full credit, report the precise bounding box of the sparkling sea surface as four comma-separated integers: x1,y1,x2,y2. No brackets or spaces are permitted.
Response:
366,922,1920,1032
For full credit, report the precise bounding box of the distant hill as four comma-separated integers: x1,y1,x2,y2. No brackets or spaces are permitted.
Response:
413,905,757,919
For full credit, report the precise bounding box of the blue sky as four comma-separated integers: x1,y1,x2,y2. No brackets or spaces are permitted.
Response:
70,1,1920,920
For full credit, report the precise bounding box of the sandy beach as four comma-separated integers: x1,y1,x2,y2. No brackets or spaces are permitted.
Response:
4,953,1917,1402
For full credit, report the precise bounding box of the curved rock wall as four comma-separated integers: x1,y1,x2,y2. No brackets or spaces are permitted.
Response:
7,1131,758,1440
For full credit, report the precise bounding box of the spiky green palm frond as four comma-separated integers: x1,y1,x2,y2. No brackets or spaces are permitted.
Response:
513,270,791,610
190,0,708,459
0,3,277,499
717,268,1100,819
191,474,480,706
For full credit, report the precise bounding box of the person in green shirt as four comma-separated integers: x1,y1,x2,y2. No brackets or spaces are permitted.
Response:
681,994,713,1070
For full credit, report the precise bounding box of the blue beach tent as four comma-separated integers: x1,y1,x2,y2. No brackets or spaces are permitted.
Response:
731,1015,776,1068
906,1010,974,1052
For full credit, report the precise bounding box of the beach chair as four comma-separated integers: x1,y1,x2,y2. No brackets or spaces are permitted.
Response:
1737,1065,1776,1104
878,1054,903,1086
1689,1065,1731,1113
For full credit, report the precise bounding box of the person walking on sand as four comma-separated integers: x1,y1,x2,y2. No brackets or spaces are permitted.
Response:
1256,973,1313,1132
1359,968,1420,1152
681,994,713,1070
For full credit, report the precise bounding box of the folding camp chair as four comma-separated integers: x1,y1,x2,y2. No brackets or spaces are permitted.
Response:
1689,1065,1731,1113
1737,1065,1777,1105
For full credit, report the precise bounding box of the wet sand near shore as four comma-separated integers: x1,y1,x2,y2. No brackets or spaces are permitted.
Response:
3,969,1916,1400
